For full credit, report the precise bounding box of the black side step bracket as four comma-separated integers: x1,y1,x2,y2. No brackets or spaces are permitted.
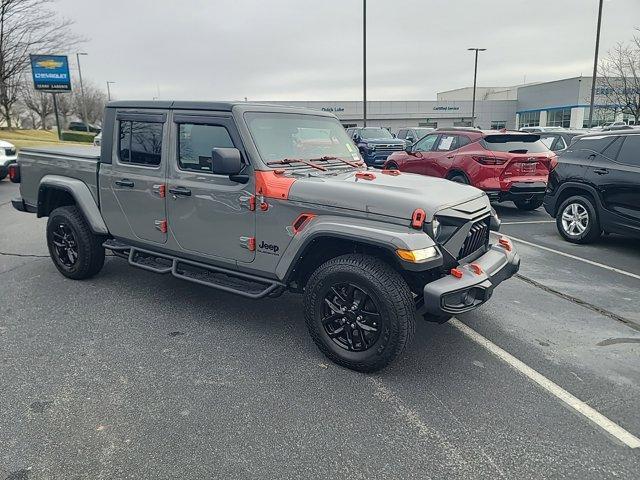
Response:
102,240,284,299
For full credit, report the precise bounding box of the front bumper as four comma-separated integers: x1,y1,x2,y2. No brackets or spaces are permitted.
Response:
418,234,520,316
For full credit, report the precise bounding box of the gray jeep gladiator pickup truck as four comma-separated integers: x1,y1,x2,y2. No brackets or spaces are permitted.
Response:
11,101,519,372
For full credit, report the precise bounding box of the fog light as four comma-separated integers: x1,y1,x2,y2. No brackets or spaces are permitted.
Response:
396,246,438,263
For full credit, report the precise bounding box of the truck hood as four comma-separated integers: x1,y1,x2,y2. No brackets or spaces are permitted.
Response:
288,170,488,222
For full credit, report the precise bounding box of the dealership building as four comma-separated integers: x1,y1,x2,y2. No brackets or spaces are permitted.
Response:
269,76,632,132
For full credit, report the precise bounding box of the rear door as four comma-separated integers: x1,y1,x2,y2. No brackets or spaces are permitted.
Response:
428,134,463,177
166,113,256,263
589,134,640,230
100,111,168,245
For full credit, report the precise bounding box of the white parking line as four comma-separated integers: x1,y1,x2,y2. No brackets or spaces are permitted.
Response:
450,318,640,449
506,234,640,281
501,220,555,225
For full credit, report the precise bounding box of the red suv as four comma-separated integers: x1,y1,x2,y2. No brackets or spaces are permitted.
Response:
383,129,557,210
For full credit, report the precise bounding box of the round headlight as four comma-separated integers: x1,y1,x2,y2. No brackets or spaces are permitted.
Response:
431,218,440,238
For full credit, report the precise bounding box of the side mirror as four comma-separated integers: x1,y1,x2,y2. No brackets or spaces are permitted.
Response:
212,147,248,183
353,135,361,143
404,144,413,154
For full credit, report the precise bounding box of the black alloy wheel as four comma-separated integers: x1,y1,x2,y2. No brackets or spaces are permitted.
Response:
51,222,79,268
322,283,381,352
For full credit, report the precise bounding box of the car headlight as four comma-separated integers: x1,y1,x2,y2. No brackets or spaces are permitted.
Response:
431,218,440,238
396,246,439,263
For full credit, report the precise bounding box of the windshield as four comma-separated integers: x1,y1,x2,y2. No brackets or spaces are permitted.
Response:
245,112,362,163
359,128,393,140
482,134,549,153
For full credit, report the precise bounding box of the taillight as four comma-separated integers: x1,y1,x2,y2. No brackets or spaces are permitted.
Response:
8,163,20,183
472,155,507,165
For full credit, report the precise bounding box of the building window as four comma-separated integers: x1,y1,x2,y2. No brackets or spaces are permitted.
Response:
491,121,506,130
418,121,437,128
519,111,540,127
118,121,163,166
453,119,472,127
547,108,571,128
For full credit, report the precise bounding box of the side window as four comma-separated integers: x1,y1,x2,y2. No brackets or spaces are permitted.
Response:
397,129,407,139
414,134,438,152
615,135,640,167
178,123,234,173
118,120,163,166
457,135,470,148
540,135,555,150
436,134,457,151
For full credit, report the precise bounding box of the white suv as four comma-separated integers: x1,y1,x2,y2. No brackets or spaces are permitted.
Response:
0,140,17,180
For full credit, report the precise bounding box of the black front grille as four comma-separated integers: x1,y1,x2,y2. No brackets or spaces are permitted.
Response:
5,147,16,156
458,218,490,259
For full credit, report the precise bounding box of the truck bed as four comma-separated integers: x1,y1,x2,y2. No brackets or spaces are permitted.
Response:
18,145,101,209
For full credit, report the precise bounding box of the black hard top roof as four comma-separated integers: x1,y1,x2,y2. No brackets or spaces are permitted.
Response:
105,100,326,113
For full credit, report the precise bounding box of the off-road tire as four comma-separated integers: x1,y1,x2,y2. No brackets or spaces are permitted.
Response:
448,173,469,184
555,195,601,244
514,196,544,211
0,166,7,181
47,206,105,279
304,254,415,373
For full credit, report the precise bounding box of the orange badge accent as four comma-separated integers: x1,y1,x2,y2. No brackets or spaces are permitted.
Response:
381,169,400,176
255,171,296,200
355,172,376,180
292,213,316,234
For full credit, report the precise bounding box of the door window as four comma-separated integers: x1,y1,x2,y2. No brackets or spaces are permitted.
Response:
616,135,640,166
178,123,234,173
118,121,163,166
413,134,438,152
436,135,457,151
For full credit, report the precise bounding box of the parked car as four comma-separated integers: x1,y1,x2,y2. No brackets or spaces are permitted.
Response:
519,126,566,133
0,139,18,180
11,101,518,373
68,121,101,133
396,127,435,145
345,127,406,167
384,128,556,210
543,130,640,243
538,130,583,152
93,132,102,147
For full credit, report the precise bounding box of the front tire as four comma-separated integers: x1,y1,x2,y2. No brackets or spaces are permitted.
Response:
304,254,415,373
555,195,601,244
514,196,544,211
47,206,105,279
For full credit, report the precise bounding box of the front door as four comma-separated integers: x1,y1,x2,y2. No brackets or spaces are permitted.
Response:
104,111,168,245
166,114,256,263
404,133,439,175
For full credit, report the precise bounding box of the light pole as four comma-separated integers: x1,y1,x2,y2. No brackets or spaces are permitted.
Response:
468,48,486,127
363,0,367,127
588,0,604,129
106,81,115,101
76,52,89,132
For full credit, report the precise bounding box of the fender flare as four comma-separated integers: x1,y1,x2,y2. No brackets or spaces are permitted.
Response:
38,175,109,234
275,215,440,281
551,181,602,216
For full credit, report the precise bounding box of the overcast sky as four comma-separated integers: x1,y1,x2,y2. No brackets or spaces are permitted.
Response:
54,0,640,102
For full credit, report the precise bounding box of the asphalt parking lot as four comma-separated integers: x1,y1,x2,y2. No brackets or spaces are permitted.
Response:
1,179,640,479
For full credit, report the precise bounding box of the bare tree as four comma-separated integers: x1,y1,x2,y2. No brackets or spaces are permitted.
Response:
55,91,73,127
20,83,53,128
72,79,106,125
597,32,640,125
0,0,82,128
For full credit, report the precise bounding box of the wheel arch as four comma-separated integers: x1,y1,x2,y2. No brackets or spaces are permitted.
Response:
551,182,601,217
446,169,471,183
37,175,109,234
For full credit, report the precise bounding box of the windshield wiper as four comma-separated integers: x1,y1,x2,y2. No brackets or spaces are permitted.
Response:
266,158,327,171
313,156,364,168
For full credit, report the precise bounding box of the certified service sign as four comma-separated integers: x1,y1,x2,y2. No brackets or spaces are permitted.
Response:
30,54,71,91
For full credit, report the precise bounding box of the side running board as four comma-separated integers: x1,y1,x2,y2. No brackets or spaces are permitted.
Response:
102,239,284,299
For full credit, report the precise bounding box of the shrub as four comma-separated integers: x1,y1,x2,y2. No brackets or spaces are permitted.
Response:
60,131,96,143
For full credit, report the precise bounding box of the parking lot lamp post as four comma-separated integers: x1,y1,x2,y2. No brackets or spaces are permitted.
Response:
588,0,604,129
76,53,89,132
363,0,367,127
468,48,486,127
106,81,115,102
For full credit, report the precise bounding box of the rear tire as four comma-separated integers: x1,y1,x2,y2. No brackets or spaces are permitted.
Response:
304,254,415,373
0,167,7,181
46,206,105,279
448,173,469,184
385,162,399,170
555,195,601,244
514,196,544,211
